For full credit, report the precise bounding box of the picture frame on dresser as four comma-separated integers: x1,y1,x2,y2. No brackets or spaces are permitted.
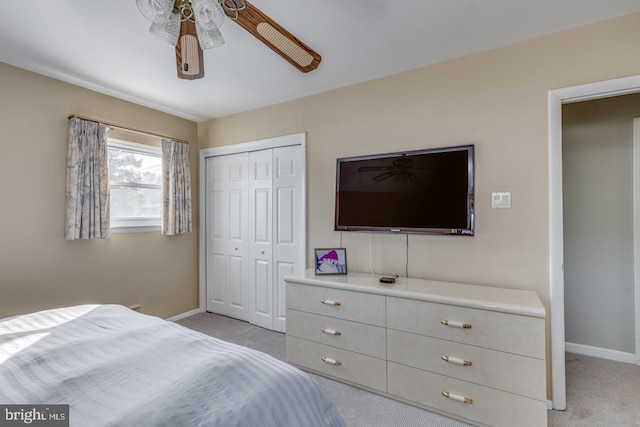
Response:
314,248,347,275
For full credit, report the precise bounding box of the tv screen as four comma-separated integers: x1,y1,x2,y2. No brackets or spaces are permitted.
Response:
334,145,474,235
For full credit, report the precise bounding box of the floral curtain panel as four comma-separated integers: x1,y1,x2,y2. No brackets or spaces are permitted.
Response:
162,139,192,235
65,118,110,240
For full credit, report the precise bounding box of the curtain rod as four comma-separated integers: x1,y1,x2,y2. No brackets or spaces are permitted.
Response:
68,114,189,145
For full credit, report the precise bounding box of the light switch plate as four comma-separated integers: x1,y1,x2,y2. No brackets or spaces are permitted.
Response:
492,192,511,209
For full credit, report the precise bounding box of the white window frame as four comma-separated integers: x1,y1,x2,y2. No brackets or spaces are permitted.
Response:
107,139,162,234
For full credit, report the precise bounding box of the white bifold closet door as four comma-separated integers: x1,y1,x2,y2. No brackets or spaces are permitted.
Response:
205,144,304,332
206,153,250,322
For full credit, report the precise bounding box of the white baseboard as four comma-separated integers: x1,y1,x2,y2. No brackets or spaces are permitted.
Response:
565,341,636,364
166,308,201,322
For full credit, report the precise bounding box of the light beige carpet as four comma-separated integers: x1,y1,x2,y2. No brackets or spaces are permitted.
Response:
548,352,640,427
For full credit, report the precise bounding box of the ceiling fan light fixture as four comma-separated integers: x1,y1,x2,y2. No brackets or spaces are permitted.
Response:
149,11,181,46
192,0,226,30
196,22,225,50
136,0,175,25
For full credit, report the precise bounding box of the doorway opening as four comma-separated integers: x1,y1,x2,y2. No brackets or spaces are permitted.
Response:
549,75,640,410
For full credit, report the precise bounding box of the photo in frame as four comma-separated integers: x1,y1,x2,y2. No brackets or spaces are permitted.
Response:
314,248,347,275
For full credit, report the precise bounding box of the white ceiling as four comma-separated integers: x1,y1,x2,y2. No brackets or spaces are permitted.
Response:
1,1,639,122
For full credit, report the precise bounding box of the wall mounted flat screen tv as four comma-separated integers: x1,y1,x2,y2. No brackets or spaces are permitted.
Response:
335,145,474,235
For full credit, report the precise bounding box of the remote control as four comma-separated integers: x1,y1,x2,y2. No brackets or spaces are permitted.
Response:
379,274,399,284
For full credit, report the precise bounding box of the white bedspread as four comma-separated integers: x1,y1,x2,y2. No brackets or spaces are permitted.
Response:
0,305,345,427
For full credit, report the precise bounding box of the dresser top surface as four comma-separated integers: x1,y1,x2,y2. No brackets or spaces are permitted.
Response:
285,269,545,318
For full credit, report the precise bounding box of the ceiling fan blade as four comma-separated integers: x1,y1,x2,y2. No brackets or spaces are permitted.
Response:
373,170,398,182
221,0,321,73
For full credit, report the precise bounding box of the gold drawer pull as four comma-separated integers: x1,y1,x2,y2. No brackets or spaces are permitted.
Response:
442,391,473,404
320,299,341,306
441,355,472,366
321,356,342,366
321,328,342,336
440,319,472,329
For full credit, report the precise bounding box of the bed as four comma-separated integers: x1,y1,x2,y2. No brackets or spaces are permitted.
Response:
0,304,345,427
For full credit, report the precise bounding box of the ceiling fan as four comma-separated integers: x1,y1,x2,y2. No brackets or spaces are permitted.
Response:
136,0,321,80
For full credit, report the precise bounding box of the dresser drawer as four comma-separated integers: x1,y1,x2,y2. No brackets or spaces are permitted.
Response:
386,297,545,358
287,309,386,359
387,362,546,427
387,329,545,400
286,336,387,392
287,283,386,326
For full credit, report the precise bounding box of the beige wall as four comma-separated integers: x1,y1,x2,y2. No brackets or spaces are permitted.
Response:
198,12,640,398
0,62,199,319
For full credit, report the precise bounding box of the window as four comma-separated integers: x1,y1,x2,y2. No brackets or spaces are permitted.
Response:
107,139,162,232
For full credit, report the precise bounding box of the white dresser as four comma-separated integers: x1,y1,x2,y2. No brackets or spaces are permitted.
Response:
285,270,547,427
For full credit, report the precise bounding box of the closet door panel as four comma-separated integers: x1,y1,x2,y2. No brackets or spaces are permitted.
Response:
272,146,304,332
207,187,226,311
253,186,272,323
254,259,271,317
227,153,249,321
276,187,295,243
206,157,228,314
254,189,270,242
205,153,250,321
208,254,227,308
228,255,245,309
249,150,273,329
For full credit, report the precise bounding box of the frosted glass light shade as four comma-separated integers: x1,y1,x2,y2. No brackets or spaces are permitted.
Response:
196,23,225,50
192,0,225,30
149,11,181,45
136,0,175,25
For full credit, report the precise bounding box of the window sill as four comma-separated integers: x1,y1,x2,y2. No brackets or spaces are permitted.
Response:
111,225,161,234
